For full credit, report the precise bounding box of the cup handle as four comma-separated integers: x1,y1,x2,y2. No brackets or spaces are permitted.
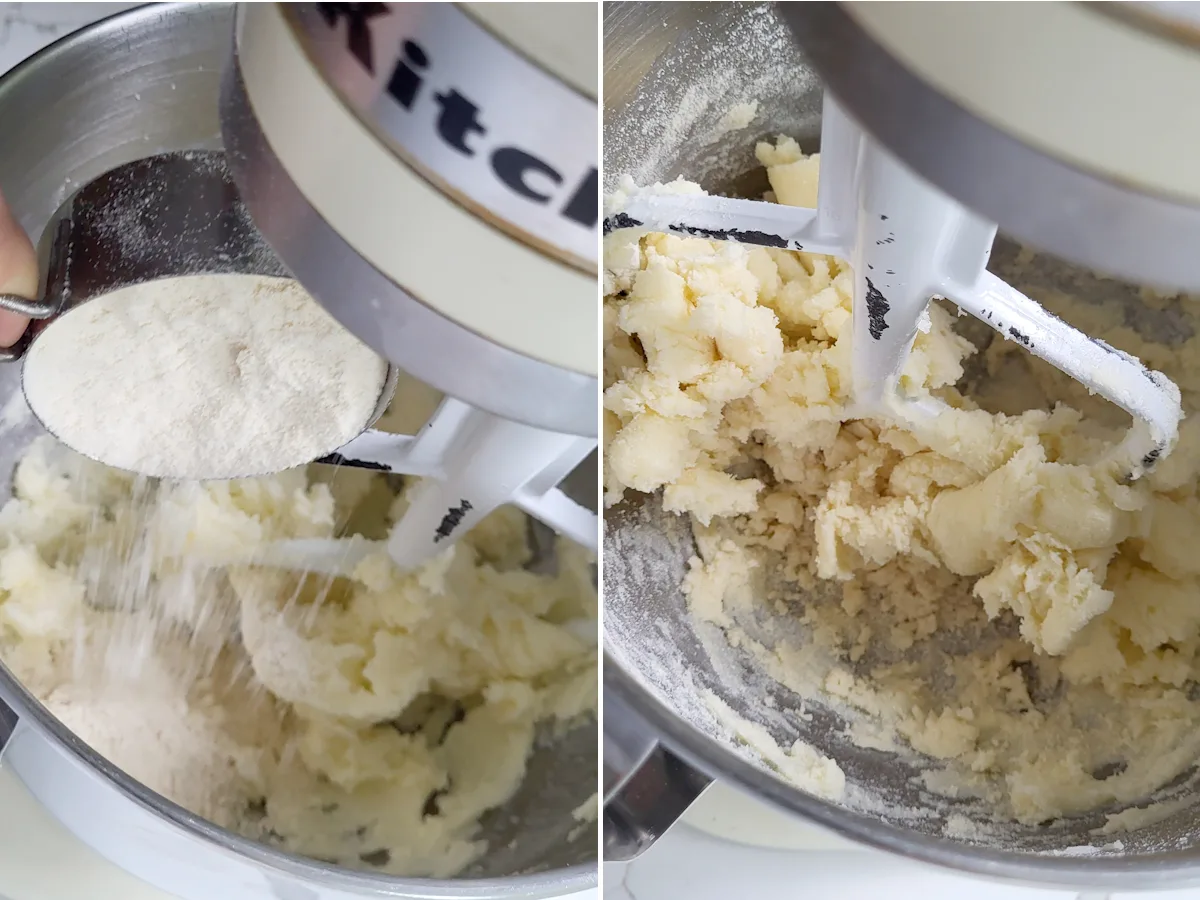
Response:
0,294,56,362
0,218,72,362
603,679,712,862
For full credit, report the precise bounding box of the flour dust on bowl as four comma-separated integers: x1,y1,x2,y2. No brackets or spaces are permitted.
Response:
602,1,1200,888
0,5,597,899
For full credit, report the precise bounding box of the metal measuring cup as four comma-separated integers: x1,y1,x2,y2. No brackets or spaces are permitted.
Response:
0,150,396,476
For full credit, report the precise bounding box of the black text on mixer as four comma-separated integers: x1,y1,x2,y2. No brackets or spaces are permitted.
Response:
317,2,598,230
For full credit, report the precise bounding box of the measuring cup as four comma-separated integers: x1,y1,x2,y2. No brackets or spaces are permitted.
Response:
0,150,400,477
0,151,597,565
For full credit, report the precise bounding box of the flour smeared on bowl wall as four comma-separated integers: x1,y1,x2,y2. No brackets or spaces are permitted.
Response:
603,3,819,195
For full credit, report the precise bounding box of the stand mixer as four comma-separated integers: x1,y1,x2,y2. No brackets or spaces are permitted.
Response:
0,4,597,900
604,1,1200,890
0,1,599,571
221,2,599,568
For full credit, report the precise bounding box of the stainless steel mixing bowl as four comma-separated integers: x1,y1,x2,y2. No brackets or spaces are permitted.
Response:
603,1,1200,889
0,5,595,898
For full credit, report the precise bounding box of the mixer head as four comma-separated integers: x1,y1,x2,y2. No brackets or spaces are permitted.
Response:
780,3,1200,295
217,2,601,565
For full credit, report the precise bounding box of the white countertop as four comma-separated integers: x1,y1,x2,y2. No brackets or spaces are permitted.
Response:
607,780,1197,900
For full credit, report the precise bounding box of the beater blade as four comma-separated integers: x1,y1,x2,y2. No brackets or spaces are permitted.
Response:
327,397,597,570
603,95,1183,476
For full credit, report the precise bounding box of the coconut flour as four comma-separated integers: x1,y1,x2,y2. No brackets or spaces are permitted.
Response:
22,274,388,480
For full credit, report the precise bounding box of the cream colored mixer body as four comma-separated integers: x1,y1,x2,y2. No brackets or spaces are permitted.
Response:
223,2,601,565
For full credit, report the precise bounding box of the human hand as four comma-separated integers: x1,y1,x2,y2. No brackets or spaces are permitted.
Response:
0,190,34,348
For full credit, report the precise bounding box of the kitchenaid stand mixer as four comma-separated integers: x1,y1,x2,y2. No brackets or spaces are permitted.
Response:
604,0,1200,889
220,2,599,568
0,1,599,571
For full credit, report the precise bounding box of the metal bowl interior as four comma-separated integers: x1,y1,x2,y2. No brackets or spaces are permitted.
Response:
0,2,595,891
603,0,1200,886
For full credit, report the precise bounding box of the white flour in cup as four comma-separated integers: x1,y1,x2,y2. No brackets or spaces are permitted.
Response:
22,274,388,480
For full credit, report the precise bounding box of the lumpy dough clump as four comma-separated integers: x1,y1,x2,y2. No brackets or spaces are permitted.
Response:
604,137,1200,830
0,427,595,876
